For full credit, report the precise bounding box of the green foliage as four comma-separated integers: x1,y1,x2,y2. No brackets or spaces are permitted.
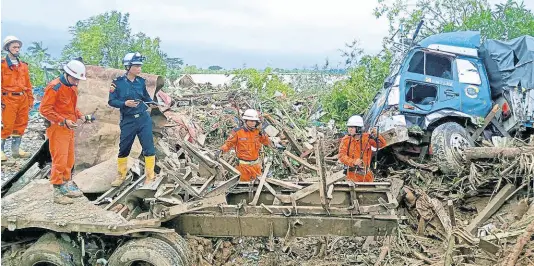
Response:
446,0,534,39
321,51,392,127
374,0,534,42
62,11,168,76
232,68,295,98
18,42,58,87
130,33,168,76
208,65,223,71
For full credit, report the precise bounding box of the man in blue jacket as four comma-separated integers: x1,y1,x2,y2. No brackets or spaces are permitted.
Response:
108,52,157,187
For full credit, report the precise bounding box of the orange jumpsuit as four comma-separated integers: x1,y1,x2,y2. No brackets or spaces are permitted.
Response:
39,76,83,185
1,57,34,139
221,127,270,181
338,133,386,182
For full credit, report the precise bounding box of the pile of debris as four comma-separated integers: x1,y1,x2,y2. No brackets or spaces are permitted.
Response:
3,70,534,266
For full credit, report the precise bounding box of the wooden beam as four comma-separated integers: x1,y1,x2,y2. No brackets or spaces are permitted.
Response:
284,150,318,171
218,158,240,176
250,163,272,206
315,137,328,207
466,184,515,234
470,104,499,142
290,171,345,202
165,194,227,221
265,178,303,190
205,175,239,197
281,126,304,156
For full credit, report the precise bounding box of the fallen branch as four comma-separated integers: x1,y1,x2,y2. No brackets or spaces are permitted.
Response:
502,219,534,266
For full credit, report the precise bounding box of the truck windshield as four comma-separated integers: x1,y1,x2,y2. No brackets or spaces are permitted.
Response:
408,51,453,80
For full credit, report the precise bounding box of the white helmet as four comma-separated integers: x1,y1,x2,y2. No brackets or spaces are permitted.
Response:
123,52,145,66
242,109,260,121
3,36,22,51
347,115,364,127
63,60,87,80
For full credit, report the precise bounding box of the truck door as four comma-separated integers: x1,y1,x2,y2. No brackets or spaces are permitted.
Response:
455,58,492,117
399,50,460,115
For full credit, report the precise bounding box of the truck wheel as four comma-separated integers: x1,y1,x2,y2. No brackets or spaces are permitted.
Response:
108,237,184,266
431,122,471,174
151,232,191,266
20,233,81,266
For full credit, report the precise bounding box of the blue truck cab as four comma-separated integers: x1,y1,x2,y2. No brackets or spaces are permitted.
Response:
364,31,534,174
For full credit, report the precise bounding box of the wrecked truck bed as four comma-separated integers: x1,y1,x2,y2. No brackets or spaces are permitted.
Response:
1,180,164,235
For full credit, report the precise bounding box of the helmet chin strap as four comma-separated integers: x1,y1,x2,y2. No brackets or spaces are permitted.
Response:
63,73,74,86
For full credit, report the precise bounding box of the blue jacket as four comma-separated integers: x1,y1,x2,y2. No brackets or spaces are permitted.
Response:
108,74,153,116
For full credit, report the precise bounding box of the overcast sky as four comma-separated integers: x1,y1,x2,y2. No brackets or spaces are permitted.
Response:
1,0,532,69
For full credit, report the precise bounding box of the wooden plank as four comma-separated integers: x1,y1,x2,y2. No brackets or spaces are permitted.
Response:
315,138,328,207
327,185,334,200
466,184,515,234
265,178,304,190
263,182,291,203
284,150,318,171
218,158,240,176
471,104,499,142
205,175,239,197
166,193,227,220
478,239,500,254
281,126,304,156
290,171,345,202
250,163,272,206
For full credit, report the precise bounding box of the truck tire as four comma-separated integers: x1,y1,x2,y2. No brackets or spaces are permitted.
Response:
20,233,82,266
431,122,471,174
152,232,191,266
108,237,184,266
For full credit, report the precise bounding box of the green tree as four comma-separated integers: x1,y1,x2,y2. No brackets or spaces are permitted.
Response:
130,33,167,76
208,65,223,71
233,67,294,98
62,11,168,75
19,42,57,87
446,0,534,39
374,0,534,42
321,51,392,127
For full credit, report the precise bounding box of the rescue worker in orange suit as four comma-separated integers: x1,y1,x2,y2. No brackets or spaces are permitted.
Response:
338,115,386,182
1,36,34,161
108,52,157,187
40,59,91,204
216,109,271,182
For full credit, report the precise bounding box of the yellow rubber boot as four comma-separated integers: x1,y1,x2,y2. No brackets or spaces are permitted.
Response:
144,156,156,185
11,136,30,158
111,157,128,187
